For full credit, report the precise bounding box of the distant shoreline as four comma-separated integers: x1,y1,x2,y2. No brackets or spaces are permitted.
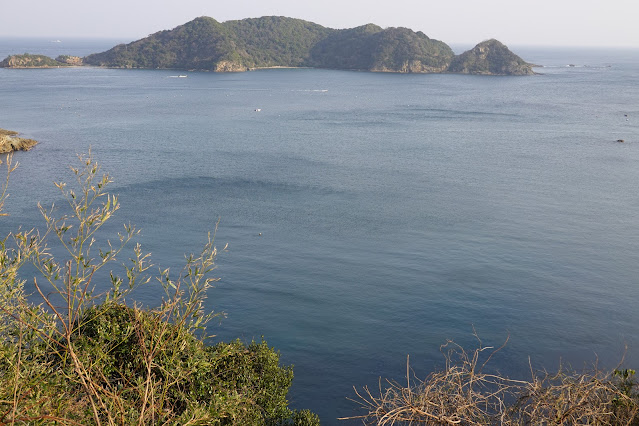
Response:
248,66,312,70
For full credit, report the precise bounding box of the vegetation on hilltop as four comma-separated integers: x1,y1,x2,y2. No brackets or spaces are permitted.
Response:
84,17,241,71
0,153,319,425
448,39,535,75
366,27,454,73
83,16,531,75
2,18,534,75
223,16,333,68
308,24,383,70
308,24,454,72
84,16,331,71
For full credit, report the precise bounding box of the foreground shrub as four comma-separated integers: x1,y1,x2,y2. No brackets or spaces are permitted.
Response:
0,153,319,425
343,337,639,425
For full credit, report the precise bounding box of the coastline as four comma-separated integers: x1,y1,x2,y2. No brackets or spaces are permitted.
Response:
247,66,313,70
0,128,38,153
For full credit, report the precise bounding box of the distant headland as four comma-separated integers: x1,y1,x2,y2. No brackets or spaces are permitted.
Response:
1,16,535,75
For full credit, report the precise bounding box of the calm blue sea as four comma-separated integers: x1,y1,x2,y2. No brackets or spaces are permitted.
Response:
1,39,639,423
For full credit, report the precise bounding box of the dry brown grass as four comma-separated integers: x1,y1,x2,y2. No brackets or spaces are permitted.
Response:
512,365,638,425
342,335,639,425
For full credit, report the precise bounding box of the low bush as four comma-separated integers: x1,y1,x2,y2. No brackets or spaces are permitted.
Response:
343,336,639,425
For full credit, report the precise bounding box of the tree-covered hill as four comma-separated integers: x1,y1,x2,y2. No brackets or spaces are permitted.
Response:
447,39,534,75
223,16,333,67
307,24,382,70
367,27,454,72
84,17,244,71
82,16,533,75
84,16,331,71
307,24,454,72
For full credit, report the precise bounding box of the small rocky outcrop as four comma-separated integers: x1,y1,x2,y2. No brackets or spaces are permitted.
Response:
214,60,247,72
55,55,83,65
0,129,38,153
0,53,67,68
371,60,449,73
448,39,535,75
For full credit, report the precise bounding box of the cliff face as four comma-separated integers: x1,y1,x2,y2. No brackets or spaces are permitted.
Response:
447,39,535,75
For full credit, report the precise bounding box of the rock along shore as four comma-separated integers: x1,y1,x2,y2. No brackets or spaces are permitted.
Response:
0,129,38,153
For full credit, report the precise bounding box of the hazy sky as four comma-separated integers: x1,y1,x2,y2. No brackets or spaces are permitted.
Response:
3,0,638,47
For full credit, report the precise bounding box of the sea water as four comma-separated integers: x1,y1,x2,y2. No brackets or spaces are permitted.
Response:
1,39,639,422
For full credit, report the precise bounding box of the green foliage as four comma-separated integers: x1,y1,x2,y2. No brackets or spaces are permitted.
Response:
613,368,639,417
308,24,383,70
85,17,245,70
85,16,331,71
0,152,319,425
224,16,332,68
49,303,314,424
309,25,454,72
368,28,453,72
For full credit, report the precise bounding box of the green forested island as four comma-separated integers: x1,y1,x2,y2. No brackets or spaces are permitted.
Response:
0,16,535,75
83,16,533,75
